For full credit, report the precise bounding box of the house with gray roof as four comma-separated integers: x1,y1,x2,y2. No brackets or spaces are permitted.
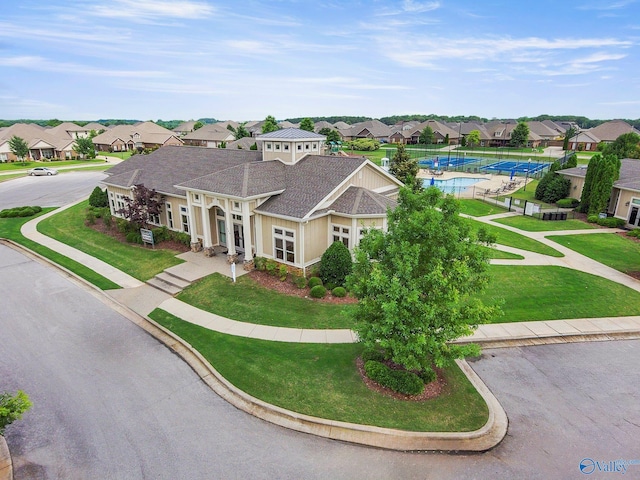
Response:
102,128,402,273
558,158,640,227
92,121,183,153
0,123,78,161
181,124,234,148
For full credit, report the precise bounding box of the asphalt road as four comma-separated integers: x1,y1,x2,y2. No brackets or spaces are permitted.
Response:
0,171,106,210
2,242,640,479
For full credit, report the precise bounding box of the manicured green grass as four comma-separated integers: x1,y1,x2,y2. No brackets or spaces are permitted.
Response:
150,309,489,432
177,273,354,329
0,159,107,172
547,233,640,274
458,146,545,154
345,149,387,165
479,265,640,322
0,210,120,290
0,174,25,183
484,247,524,260
493,215,595,232
97,151,133,160
458,199,508,217
464,217,563,257
37,200,184,281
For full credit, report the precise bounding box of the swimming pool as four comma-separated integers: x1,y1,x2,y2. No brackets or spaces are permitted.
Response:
424,176,488,194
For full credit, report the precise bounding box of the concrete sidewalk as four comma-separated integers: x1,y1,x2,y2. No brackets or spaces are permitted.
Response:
18,201,640,346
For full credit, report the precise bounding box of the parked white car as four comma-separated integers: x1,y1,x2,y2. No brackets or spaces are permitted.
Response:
28,167,58,176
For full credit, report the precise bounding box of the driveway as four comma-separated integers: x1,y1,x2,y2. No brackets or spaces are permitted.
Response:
2,242,640,479
0,171,106,209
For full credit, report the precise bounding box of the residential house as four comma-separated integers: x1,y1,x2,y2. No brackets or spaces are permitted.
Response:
526,121,565,147
558,158,640,227
0,123,77,161
182,124,235,148
173,121,199,136
46,122,91,139
92,121,183,152
338,120,393,143
588,120,640,144
101,128,402,274
484,121,542,148
401,120,460,145
567,131,600,152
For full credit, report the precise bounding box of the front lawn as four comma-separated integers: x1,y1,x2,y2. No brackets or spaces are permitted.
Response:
0,210,120,290
37,200,184,281
547,233,640,275
150,309,489,432
0,159,107,172
177,273,354,329
459,199,508,217
479,265,640,322
492,215,595,232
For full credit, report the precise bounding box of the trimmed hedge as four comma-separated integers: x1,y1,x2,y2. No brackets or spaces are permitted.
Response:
628,229,640,239
332,286,347,297
588,215,626,228
308,276,323,288
364,360,424,396
556,198,579,208
0,206,42,218
309,285,327,298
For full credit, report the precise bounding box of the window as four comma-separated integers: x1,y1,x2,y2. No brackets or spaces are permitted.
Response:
216,207,224,217
332,225,350,248
233,201,241,211
149,213,160,225
275,143,280,150
284,144,289,151
115,194,126,212
297,144,302,151
274,228,295,263
312,143,317,150
193,193,200,203
180,206,190,233
266,143,272,151
232,214,242,221
305,143,310,151
109,192,115,209
0,153,7,162
166,202,174,228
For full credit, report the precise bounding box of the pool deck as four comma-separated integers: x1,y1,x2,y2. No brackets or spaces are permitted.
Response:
417,169,526,198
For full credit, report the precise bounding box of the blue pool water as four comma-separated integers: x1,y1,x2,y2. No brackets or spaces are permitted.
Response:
424,176,488,194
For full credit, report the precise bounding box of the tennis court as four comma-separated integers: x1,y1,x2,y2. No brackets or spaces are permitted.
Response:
418,156,480,169
481,160,549,175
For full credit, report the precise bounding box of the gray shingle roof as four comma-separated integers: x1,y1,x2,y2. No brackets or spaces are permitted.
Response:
588,120,640,143
559,158,640,192
257,128,326,140
102,145,261,196
326,186,396,215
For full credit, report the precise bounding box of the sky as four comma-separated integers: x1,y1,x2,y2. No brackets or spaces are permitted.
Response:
1,0,639,122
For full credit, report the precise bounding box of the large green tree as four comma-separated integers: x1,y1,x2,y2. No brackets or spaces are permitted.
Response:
389,143,419,189
299,118,315,132
578,153,621,215
227,122,250,140
319,127,341,143
419,126,434,145
73,136,96,159
509,122,530,148
261,115,280,134
347,187,499,377
563,126,577,151
466,130,481,147
603,132,640,159
578,154,601,213
9,135,29,165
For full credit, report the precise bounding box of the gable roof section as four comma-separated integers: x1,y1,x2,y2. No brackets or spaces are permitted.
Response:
589,120,640,143
257,128,326,140
326,186,396,216
92,121,181,146
559,158,640,192
255,155,368,219
102,145,261,196
182,125,234,142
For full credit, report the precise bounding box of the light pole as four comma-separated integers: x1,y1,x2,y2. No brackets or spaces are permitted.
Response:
523,158,531,191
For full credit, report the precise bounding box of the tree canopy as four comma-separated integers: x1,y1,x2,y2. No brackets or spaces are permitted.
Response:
603,132,640,159
509,122,530,147
419,126,434,145
389,143,419,189
318,127,341,143
578,153,621,215
261,115,280,134
117,184,163,229
347,187,500,376
73,136,96,159
227,122,250,140
299,118,315,132
9,135,29,164
466,130,481,147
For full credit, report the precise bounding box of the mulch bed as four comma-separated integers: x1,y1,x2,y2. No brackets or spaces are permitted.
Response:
247,269,357,305
355,357,445,401
88,220,190,253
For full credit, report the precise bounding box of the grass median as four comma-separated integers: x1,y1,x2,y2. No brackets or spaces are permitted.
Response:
150,309,489,432
492,215,595,232
0,209,120,290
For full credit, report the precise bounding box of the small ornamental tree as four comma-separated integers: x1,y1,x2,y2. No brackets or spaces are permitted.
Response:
89,186,109,208
578,154,601,213
117,184,163,229
299,118,315,132
509,122,530,148
0,390,32,435
261,115,280,134
389,143,421,192
347,187,500,378
9,135,29,165
588,154,620,215
73,136,96,159
419,126,434,145
319,241,353,287
319,127,341,144
466,130,481,147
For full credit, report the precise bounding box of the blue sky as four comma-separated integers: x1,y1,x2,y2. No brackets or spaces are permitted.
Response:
1,0,639,121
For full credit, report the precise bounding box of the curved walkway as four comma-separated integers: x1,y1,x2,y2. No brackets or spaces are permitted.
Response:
19,204,640,347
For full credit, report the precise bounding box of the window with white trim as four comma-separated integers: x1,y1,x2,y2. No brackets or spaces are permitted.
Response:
274,227,295,263
305,143,310,151
332,225,350,248
312,143,317,150
166,202,174,228
109,192,115,209
180,205,190,233
193,193,201,203
297,144,302,151
149,212,160,225
284,144,289,151
233,201,241,211
266,143,272,151
115,194,126,212
275,143,281,151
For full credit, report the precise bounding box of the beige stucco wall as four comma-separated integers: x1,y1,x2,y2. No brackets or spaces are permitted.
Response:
567,175,586,200
304,216,329,263
615,189,638,221
259,215,301,264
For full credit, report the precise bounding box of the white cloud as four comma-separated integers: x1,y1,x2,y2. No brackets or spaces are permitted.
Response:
89,0,216,20
376,0,440,16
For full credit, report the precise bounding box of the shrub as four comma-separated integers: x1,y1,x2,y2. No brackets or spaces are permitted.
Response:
170,231,191,246
319,241,353,287
0,390,32,435
265,259,278,276
308,276,323,288
325,282,337,291
347,138,380,151
361,348,386,363
103,211,112,228
364,360,424,396
556,198,579,208
126,231,142,244
278,264,288,281
254,257,267,271
116,217,135,234
85,209,96,225
88,186,109,208
587,215,599,223
18,207,35,217
418,367,436,384
628,229,640,238
332,286,347,297
309,285,327,298
292,274,307,289
597,217,625,228
31,206,42,213
151,225,170,243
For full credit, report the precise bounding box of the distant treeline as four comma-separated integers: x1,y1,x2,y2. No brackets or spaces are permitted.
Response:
2,115,638,130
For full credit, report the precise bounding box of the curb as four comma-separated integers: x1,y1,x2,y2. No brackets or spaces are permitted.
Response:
0,436,11,480
455,331,640,349
1,239,508,452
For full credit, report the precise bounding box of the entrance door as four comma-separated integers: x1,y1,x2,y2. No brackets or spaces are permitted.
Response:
233,223,244,251
217,219,226,246
630,206,639,227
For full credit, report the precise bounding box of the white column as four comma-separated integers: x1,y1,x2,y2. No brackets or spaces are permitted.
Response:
201,199,212,248
225,199,236,256
186,193,198,244
242,202,252,260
